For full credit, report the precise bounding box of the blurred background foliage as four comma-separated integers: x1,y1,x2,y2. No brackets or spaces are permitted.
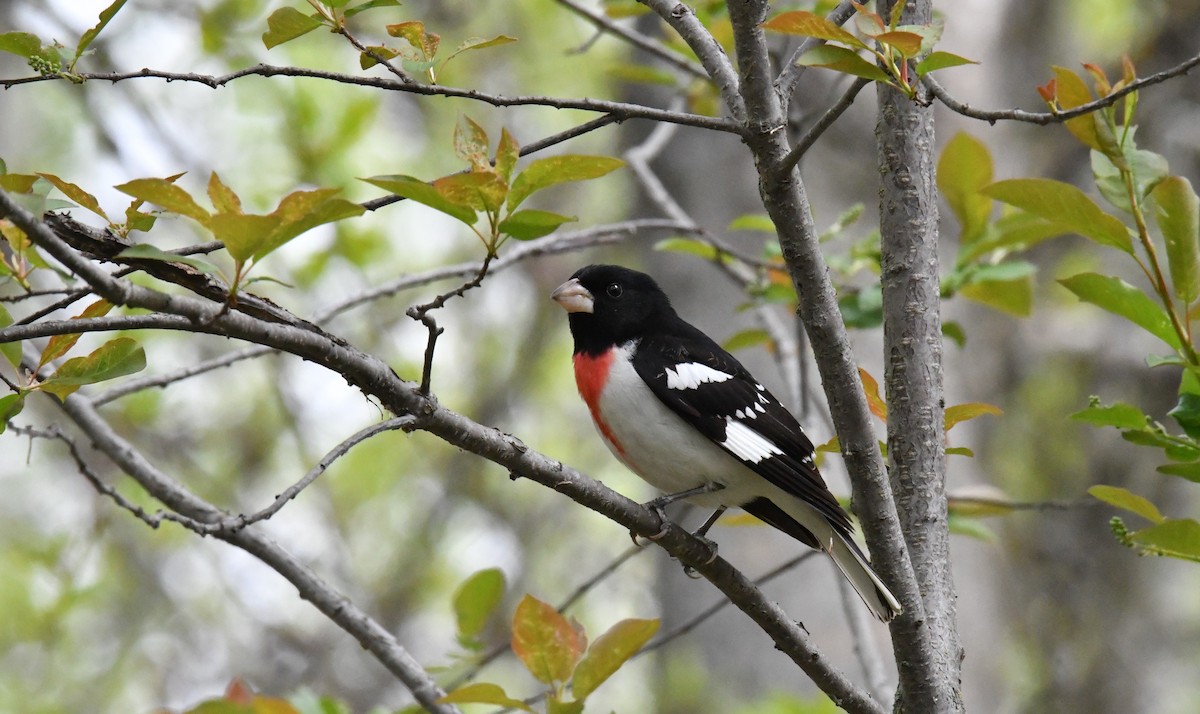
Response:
1,0,1199,712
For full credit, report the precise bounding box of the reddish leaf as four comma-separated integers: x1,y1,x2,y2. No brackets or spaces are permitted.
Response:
762,11,867,50
37,172,108,220
454,114,492,172
511,594,586,685
41,337,146,399
208,172,243,214
858,367,887,421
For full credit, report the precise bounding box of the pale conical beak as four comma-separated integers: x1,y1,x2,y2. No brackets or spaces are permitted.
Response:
551,278,594,314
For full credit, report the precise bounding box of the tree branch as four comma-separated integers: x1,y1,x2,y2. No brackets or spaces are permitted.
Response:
637,0,747,122
554,0,709,81
1,187,881,714
922,51,1200,124
776,0,858,110
777,77,870,176
52,393,462,714
877,0,963,710
0,65,742,134
724,0,922,631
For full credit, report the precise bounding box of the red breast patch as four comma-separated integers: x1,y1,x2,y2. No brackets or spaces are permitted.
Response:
573,350,625,456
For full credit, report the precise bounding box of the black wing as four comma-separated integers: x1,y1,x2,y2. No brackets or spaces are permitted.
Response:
631,325,854,542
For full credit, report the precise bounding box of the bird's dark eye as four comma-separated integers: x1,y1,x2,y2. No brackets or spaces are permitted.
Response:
606,283,622,298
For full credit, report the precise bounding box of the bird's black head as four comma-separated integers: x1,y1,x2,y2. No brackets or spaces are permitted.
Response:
551,264,676,355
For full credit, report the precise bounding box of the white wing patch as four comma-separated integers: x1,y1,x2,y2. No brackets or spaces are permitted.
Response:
721,419,783,463
665,362,735,390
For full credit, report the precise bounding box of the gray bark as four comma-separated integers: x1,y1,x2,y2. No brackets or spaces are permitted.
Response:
876,1,963,711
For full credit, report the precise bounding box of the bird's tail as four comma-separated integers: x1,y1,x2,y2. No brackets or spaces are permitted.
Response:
828,534,903,622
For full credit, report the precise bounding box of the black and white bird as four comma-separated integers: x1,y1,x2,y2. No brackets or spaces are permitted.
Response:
551,264,901,622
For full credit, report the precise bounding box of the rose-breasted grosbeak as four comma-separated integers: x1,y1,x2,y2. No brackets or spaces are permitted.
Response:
551,264,901,622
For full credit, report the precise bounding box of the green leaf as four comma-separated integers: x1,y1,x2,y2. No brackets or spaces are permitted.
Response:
443,35,518,64
115,244,222,275
916,51,978,75
363,175,477,225
0,32,43,59
839,284,882,328
38,299,113,370
262,7,323,50
1090,148,1169,213
453,568,506,641
41,337,146,399
948,513,995,541
945,446,975,457
1122,429,1200,462
433,172,508,213
0,392,25,432
510,594,586,685
115,177,211,223
1089,485,1164,523
762,11,868,50
438,683,533,713
1129,519,1200,562
1156,462,1200,484
359,45,399,70
74,0,128,66
959,211,1069,264
207,172,243,215
795,45,891,84
942,320,966,347
37,173,108,220
654,237,721,261
507,155,624,211
547,699,584,714
728,214,775,232
571,618,659,700
343,0,401,19
1168,392,1200,440
1058,272,1181,349
1069,401,1148,429
722,328,772,353
981,178,1132,254
944,402,1002,431
938,132,992,244
959,276,1032,316
607,63,678,86
495,128,520,183
1151,176,1200,305
498,209,575,240
256,189,365,261
0,305,22,368
454,115,491,172
209,213,280,263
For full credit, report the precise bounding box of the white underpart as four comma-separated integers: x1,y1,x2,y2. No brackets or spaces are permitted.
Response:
720,419,783,463
592,342,901,620
665,362,734,390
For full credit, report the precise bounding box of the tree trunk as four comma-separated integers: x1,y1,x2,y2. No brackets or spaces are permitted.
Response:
876,1,963,711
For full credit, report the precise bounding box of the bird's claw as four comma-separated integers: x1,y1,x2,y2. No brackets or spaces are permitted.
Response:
629,503,671,546
682,535,719,578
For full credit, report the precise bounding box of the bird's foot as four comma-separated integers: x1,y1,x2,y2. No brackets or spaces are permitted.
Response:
629,502,671,546
682,534,720,579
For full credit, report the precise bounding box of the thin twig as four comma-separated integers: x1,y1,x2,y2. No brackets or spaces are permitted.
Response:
777,77,870,177
407,253,495,394
214,416,417,532
555,0,708,81
638,0,746,122
0,65,743,134
335,26,415,84
10,423,211,532
640,551,818,655
922,53,1200,124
